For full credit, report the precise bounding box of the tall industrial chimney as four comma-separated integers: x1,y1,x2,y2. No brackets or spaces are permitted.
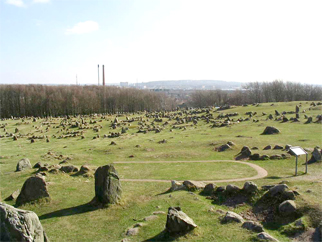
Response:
102,65,105,86
98,64,100,85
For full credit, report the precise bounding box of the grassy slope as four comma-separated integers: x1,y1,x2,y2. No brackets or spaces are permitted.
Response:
0,101,321,242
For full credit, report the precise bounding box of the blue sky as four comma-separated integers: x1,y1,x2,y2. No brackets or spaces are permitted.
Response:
1,0,321,85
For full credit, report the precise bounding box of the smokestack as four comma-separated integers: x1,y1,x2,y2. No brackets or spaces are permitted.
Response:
98,64,100,85
102,65,105,86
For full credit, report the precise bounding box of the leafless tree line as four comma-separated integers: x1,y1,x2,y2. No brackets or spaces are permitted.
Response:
189,80,322,107
0,85,176,118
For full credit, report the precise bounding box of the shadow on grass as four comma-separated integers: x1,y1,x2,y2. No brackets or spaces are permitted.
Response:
39,202,99,220
155,189,172,196
143,230,188,242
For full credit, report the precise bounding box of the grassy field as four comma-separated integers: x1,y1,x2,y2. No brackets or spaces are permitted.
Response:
0,101,321,241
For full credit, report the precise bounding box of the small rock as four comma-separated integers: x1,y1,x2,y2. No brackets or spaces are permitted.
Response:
153,211,166,215
242,221,264,232
16,158,32,172
170,180,186,191
257,232,279,241
263,145,272,150
4,190,20,201
279,200,296,216
183,180,206,191
222,211,244,223
202,183,217,195
226,184,240,194
144,215,158,221
126,227,139,236
243,181,258,194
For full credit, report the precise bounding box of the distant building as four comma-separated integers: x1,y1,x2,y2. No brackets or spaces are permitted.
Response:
120,82,129,87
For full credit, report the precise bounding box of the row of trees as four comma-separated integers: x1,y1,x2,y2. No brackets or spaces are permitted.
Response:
189,80,322,107
0,85,176,118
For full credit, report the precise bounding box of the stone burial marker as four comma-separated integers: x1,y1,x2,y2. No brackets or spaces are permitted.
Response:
91,164,122,205
16,175,50,206
0,202,49,242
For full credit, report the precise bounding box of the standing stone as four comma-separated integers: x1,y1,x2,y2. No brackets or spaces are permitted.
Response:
0,202,49,242
93,164,122,205
165,207,197,233
16,175,50,206
16,158,32,172
296,105,300,113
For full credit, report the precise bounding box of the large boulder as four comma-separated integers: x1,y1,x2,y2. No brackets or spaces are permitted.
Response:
165,207,197,233
279,200,296,216
222,211,244,223
92,164,122,205
16,175,50,206
16,158,32,172
0,202,49,242
262,126,280,135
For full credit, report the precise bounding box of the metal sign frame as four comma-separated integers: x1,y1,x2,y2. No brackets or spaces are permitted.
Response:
289,146,308,176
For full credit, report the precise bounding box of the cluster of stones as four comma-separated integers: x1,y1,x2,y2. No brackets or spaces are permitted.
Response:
170,179,304,242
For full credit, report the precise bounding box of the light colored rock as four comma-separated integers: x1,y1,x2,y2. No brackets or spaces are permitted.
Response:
143,215,158,221
170,180,186,191
126,227,139,236
16,158,32,172
153,211,166,215
257,232,279,241
222,211,244,223
242,221,264,232
279,200,296,216
0,202,49,242
166,207,197,233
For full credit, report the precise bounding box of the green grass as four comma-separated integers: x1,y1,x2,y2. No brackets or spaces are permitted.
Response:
113,162,257,180
0,101,322,241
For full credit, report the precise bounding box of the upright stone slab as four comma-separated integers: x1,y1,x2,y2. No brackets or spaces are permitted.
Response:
16,175,50,206
166,207,197,233
93,164,122,205
0,202,49,242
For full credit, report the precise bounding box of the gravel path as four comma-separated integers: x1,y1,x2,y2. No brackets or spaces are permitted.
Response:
113,160,268,183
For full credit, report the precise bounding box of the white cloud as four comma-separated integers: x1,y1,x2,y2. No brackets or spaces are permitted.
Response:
32,0,50,3
6,0,25,7
65,21,99,35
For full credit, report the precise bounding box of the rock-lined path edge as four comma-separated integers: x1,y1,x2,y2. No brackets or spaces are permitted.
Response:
113,160,268,183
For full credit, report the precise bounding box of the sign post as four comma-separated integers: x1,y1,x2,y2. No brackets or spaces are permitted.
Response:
289,146,308,176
